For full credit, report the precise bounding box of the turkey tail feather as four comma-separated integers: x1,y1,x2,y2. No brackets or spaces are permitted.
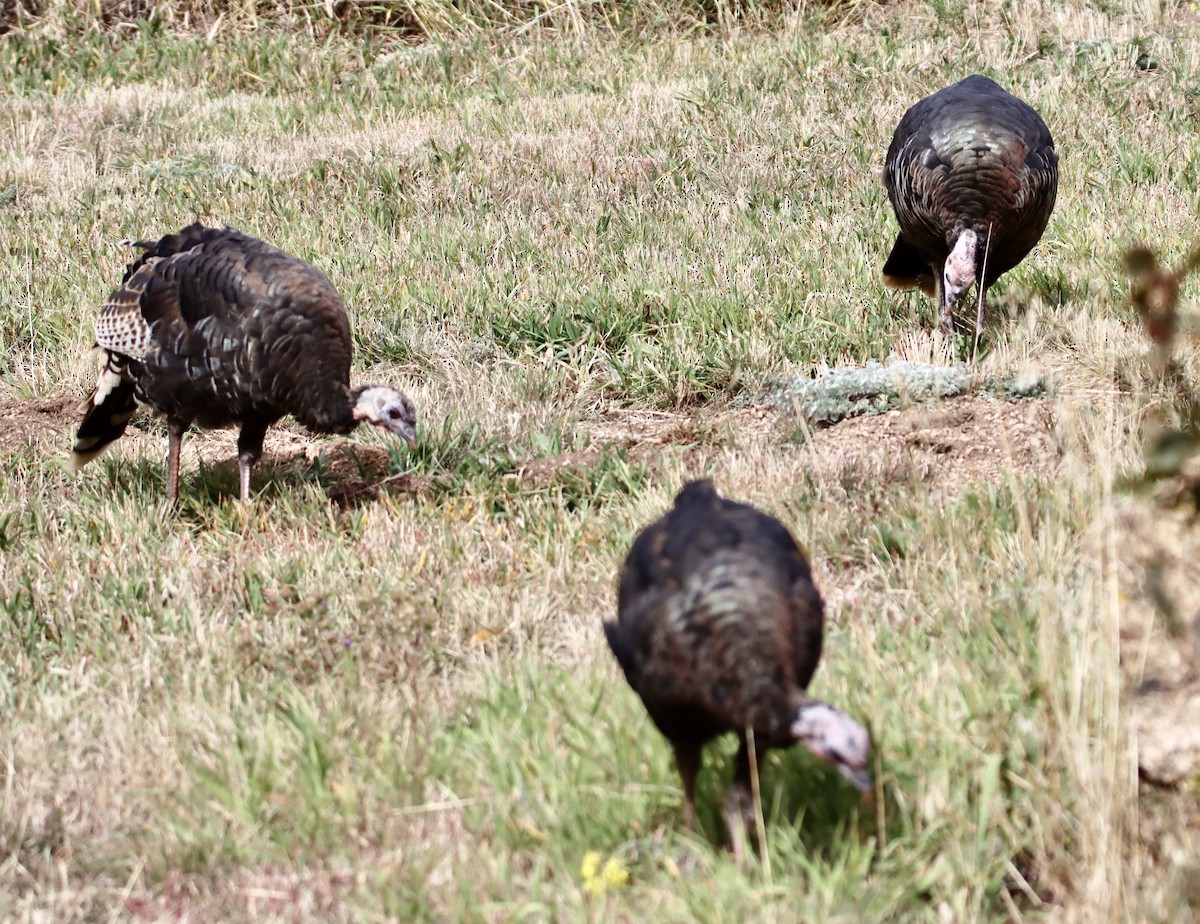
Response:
70,356,138,472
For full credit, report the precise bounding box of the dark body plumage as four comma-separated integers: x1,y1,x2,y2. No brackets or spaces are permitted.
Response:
604,481,869,856
71,223,416,503
883,74,1059,333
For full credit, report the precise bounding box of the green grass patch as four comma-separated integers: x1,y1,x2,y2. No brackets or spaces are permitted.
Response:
0,1,1193,919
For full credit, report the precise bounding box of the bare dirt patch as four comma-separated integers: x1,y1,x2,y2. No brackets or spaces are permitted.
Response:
2,390,433,503
14,390,1058,503
189,430,435,506
787,395,1060,495
0,392,82,454
584,405,776,447
580,395,1059,496
522,396,1060,504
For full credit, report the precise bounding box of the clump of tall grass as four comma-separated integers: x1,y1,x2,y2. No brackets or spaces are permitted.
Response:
2,0,855,41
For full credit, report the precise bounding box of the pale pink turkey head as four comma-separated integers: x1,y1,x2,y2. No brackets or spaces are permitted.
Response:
942,228,979,309
353,386,417,445
790,701,872,793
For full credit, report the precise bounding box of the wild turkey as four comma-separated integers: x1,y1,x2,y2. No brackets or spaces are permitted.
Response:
603,480,871,859
70,223,418,504
883,74,1059,335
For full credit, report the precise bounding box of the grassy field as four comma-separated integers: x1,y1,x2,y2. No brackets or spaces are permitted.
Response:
2,0,1199,920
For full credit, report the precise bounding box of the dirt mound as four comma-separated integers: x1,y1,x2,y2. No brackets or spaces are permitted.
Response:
787,395,1059,494
0,393,82,453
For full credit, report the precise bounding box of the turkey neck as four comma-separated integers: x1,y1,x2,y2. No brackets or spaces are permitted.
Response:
293,381,362,435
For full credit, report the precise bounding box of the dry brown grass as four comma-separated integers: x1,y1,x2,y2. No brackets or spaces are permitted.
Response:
2,0,1200,919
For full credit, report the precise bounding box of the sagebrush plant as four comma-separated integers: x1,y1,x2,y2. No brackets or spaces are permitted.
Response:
0,0,1197,919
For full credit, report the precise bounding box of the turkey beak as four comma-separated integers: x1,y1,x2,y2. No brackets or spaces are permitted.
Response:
371,415,417,446
393,420,418,447
836,761,873,794
791,703,873,796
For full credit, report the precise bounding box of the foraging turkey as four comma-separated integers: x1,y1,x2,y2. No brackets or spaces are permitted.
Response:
883,74,1059,335
71,223,418,504
603,481,871,859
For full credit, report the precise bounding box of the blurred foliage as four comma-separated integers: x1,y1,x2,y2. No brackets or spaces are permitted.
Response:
1125,243,1200,507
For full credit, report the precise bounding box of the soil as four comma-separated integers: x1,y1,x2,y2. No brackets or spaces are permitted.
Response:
782,395,1059,494
0,393,84,449
577,394,1061,496
8,390,1059,502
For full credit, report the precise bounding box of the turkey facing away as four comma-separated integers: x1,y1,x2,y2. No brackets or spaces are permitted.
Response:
883,74,1059,335
71,223,418,504
604,481,871,858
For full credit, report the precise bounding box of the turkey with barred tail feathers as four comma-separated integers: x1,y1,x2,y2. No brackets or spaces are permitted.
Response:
883,74,1059,335
71,223,418,505
603,481,871,860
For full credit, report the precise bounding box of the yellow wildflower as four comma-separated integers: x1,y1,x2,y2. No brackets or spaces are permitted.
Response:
601,856,629,889
581,850,629,897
